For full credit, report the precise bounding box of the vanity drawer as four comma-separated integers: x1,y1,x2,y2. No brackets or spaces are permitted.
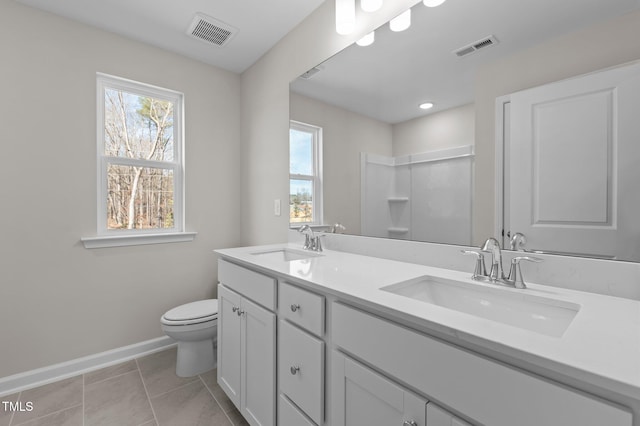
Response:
279,320,324,424
332,302,632,426
278,393,316,426
279,281,325,336
218,259,276,310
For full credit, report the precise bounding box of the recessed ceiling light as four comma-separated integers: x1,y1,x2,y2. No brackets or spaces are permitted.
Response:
419,102,434,109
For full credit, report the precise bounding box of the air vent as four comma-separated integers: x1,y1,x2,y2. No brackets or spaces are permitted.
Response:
453,35,499,58
186,13,238,47
300,67,322,79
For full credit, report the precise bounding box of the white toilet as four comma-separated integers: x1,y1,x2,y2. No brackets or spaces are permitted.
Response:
161,299,218,377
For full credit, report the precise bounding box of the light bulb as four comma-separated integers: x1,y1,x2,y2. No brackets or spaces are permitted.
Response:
390,9,411,32
419,102,434,109
423,0,446,7
336,0,355,35
356,31,375,46
361,0,383,12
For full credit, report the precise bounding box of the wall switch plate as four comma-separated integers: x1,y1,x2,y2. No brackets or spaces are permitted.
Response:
274,199,281,216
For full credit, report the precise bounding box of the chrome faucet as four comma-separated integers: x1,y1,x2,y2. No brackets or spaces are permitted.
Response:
461,237,543,289
298,225,323,252
481,237,505,281
298,225,313,250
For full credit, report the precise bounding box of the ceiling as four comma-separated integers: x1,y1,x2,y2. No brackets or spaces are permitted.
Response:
291,0,640,124
14,0,326,73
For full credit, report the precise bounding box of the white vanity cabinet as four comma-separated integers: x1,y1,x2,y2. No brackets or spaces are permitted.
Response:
331,302,632,426
217,260,277,426
332,351,427,426
215,251,635,426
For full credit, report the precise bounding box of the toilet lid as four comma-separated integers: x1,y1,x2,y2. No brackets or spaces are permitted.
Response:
163,299,218,322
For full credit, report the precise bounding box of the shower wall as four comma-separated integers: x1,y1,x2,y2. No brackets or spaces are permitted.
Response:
362,146,473,244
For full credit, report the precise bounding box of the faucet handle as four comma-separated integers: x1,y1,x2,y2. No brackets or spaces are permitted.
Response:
461,250,487,280
508,256,543,289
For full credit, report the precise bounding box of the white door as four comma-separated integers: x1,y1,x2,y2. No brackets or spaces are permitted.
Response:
241,297,276,426
508,60,640,259
332,351,426,426
217,284,242,409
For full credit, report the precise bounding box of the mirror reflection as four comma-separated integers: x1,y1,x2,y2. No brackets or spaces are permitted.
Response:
289,0,640,261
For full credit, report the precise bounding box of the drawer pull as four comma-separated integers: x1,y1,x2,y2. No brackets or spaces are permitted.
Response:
290,304,301,312
290,365,300,375
403,421,417,426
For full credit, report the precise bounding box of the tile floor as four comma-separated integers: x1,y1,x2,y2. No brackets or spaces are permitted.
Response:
0,347,249,426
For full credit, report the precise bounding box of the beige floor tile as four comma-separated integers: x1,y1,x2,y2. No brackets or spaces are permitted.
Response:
225,408,249,426
84,360,138,386
136,348,199,397
12,405,82,426
151,381,230,426
10,376,82,425
0,392,19,426
85,370,154,426
199,370,235,413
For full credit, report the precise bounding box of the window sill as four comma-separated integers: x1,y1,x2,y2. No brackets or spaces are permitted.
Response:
81,232,197,249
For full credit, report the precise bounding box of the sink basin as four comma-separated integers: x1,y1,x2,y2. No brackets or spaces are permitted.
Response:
380,275,580,337
250,248,323,262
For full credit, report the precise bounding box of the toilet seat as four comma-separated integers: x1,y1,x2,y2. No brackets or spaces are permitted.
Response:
161,299,218,326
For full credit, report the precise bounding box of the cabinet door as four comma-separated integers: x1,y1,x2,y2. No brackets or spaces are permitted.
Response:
241,297,276,426
217,284,242,409
332,351,426,426
426,403,472,426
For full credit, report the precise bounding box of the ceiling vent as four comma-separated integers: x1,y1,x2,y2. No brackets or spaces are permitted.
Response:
186,13,238,47
299,67,322,79
453,35,499,58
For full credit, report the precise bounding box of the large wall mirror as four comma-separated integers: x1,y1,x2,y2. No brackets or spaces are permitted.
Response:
289,0,640,261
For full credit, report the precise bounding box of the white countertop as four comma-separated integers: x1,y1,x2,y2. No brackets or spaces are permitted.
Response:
215,243,640,401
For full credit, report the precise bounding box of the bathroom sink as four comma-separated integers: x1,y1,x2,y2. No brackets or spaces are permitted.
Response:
380,275,580,337
250,248,323,262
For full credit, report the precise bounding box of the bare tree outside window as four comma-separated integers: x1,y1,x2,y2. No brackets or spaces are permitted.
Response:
99,77,182,232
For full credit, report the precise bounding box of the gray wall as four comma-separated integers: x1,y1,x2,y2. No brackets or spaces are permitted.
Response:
392,103,475,157
240,0,420,246
0,1,242,377
290,92,393,235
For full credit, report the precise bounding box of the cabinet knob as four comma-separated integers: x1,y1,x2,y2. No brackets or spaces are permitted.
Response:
290,365,300,375
403,421,417,426
290,304,300,312
232,307,239,313
237,309,245,316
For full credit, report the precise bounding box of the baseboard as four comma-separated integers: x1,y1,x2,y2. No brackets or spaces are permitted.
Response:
0,336,176,397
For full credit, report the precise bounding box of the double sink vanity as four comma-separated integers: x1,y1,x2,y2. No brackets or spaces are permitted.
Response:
215,242,640,426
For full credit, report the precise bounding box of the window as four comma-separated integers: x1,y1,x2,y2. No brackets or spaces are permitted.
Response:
83,73,194,248
289,121,323,226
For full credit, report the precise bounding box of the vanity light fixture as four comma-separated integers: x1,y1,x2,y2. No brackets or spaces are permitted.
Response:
336,0,356,35
423,0,447,7
390,8,411,32
361,0,383,12
419,102,434,109
356,31,375,46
